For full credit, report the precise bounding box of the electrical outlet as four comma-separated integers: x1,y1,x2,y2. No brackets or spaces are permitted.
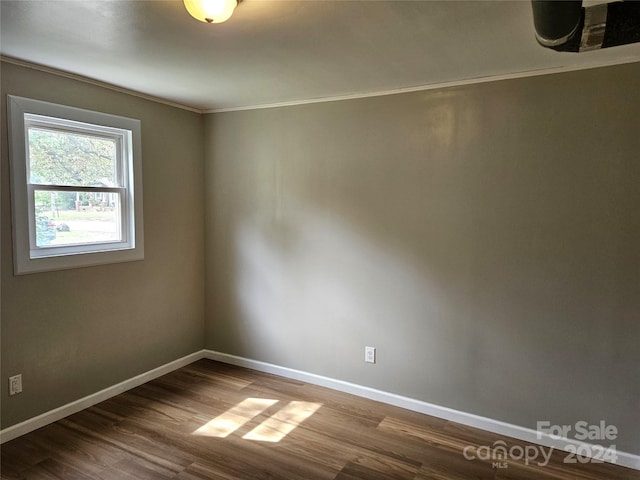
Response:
9,374,22,395
365,346,376,364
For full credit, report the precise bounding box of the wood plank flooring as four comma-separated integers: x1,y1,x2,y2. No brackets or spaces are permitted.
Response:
1,359,638,479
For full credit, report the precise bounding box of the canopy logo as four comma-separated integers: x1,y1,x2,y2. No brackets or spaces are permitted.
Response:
462,421,619,469
463,440,554,469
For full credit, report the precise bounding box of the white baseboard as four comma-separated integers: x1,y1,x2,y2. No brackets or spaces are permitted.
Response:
0,350,205,444
2,348,638,471
203,349,640,471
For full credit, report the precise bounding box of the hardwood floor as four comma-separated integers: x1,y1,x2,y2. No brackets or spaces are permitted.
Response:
1,359,638,479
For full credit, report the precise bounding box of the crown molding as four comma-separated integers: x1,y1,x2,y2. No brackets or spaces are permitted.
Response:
1,55,203,114
205,57,640,113
3,54,639,115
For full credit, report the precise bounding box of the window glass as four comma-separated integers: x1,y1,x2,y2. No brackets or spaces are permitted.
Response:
33,190,122,247
27,127,118,187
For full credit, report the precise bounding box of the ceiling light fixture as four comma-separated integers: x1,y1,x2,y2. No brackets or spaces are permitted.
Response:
183,0,238,24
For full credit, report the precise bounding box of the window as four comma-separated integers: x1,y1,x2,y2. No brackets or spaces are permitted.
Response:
8,95,143,274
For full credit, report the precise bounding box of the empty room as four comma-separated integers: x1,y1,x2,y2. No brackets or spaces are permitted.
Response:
1,1,639,479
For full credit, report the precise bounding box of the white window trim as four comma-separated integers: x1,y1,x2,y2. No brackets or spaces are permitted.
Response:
7,95,144,274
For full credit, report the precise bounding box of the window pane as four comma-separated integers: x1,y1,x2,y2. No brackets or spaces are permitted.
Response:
28,127,117,187
34,190,121,247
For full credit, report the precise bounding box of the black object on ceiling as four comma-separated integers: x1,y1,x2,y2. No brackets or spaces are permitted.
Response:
532,0,640,52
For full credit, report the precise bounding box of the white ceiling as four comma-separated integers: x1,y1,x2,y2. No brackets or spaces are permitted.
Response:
1,0,639,112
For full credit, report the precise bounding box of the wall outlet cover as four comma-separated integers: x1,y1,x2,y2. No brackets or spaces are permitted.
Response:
9,374,22,395
365,346,376,364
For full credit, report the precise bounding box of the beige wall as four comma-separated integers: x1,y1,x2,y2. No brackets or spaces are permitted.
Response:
204,63,640,454
1,62,205,427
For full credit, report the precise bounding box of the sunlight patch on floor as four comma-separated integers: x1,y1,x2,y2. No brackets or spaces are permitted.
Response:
243,401,323,442
193,398,278,438
193,398,322,442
